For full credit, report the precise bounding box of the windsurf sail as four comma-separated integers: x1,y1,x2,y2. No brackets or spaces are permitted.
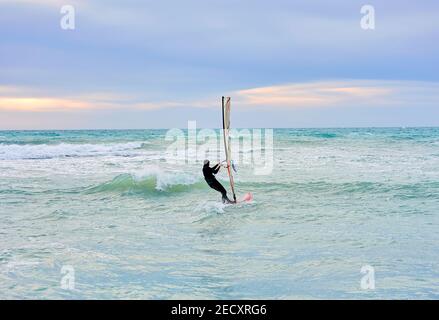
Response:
222,96,237,202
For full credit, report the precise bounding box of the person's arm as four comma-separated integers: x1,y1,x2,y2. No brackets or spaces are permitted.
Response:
212,163,221,174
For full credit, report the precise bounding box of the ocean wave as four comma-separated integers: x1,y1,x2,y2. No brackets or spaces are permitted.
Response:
0,142,145,160
86,167,203,194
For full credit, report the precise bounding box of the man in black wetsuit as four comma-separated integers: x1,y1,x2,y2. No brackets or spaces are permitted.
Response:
202,160,234,204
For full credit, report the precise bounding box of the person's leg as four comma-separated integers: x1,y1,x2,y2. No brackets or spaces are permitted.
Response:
222,194,233,204
209,180,233,203
215,183,233,204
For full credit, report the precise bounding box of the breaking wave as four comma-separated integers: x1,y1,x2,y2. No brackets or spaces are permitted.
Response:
86,167,204,194
0,142,145,160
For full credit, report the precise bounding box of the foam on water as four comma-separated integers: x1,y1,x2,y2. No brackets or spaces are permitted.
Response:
0,142,145,160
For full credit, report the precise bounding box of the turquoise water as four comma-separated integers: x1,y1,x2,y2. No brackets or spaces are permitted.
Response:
0,128,438,299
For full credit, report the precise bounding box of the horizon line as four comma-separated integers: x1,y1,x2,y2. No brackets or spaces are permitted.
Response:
0,125,438,132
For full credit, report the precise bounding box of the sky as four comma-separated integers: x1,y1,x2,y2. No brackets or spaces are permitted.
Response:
0,0,438,129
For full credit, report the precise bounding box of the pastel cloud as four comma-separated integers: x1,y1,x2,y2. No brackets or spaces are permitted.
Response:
0,86,185,112
1,80,439,114
0,97,92,112
0,86,112,112
233,80,439,109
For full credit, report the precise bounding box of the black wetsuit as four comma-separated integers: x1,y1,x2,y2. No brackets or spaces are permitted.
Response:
203,163,232,203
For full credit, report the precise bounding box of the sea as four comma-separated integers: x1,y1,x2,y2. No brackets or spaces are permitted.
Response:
0,128,438,299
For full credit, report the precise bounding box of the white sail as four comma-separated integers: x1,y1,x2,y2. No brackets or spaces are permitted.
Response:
222,96,236,202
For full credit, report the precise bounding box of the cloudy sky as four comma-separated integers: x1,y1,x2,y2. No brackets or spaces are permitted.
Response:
1,0,438,129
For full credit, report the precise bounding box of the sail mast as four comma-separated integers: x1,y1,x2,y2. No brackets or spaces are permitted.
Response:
222,96,237,202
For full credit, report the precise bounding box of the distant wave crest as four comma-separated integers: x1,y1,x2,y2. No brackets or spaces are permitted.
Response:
0,142,145,160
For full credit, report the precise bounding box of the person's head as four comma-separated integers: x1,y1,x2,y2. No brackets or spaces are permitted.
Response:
203,159,210,167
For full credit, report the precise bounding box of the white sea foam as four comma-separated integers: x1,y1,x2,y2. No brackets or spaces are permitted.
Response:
0,142,144,160
196,201,227,214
